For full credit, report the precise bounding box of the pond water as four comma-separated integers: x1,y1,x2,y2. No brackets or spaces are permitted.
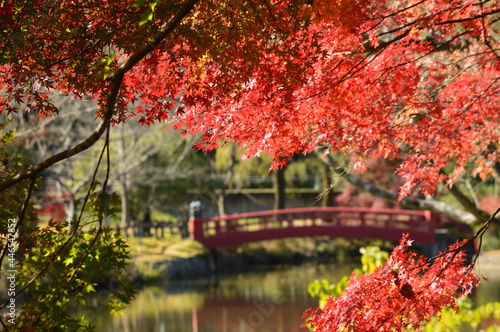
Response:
90,260,500,332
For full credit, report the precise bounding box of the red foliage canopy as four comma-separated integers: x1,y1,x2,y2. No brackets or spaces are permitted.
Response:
302,234,478,331
1,0,500,197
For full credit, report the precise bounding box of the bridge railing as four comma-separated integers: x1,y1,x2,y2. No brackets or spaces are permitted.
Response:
118,221,187,239
190,207,436,248
205,208,431,235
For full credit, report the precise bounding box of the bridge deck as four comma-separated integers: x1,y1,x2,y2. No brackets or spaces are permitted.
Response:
190,207,438,249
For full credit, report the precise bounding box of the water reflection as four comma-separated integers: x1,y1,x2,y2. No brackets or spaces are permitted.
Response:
473,264,500,306
93,262,357,332
92,261,500,332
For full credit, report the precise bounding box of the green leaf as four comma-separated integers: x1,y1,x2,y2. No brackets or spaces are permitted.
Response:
130,0,146,7
85,284,96,293
64,257,74,266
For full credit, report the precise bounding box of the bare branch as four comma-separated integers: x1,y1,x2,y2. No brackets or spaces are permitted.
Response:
315,148,479,225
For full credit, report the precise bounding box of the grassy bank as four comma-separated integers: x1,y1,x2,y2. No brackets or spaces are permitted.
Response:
124,234,396,281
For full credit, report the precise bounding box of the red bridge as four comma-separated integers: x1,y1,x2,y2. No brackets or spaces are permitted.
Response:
189,207,471,249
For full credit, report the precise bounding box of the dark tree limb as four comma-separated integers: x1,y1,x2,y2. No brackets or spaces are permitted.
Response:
315,148,479,226
445,182,491,223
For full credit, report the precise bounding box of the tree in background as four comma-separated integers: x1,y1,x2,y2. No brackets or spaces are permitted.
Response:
105,120,209,233
214,146,333,211
1,0,500,330
2,96,99,222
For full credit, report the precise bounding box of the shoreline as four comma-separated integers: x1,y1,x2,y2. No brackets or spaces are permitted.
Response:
127,246,500,286
129,247,344,284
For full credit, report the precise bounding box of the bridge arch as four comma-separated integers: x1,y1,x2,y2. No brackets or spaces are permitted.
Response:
188,207,470,249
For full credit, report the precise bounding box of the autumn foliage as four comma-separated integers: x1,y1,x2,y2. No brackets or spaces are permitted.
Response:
302,234,478,331
0,1,498,329
1,0,500,198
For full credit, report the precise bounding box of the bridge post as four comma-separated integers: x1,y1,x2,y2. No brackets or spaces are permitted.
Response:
424,210,435,233
189,201,204,241
311,211,317,225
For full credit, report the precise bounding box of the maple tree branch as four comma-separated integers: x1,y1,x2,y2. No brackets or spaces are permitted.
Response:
380,0,427,20
0,0,30,62
438,170,492,223
303,40,391,101
0,0,199,193
261,0,277,24
362,0,427,35
479,0,500,62
42,42,101,72
292,33,408,104
369,30,474,82
374,5,499,49
315,148,478,225
420,205,500,279
0,318,8,331
108,0,199,80
33,126,112,322
4,124,111,308
0,177,36,276
435,8,500,26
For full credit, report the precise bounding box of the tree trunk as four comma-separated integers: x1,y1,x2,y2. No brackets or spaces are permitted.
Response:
322,163,333,207
217,194,226,217
274,166,286,210
211,144,237,217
